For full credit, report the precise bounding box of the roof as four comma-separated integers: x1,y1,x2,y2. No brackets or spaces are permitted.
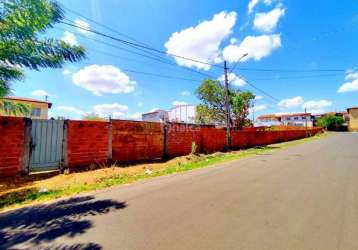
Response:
170,104,196,110
2,96,52,108
280,112,311,117
142,109,167,115
347,107,358,112
256,114,280,120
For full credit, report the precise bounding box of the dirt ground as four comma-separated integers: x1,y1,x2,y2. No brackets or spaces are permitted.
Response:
0,153,208,196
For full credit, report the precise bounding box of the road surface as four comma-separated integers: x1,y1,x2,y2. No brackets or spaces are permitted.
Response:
1,133,358,250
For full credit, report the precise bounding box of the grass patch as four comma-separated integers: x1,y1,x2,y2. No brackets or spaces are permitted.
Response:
0,133,326,211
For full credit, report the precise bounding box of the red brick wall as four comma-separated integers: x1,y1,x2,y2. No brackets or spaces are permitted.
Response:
200,127,227,153
0,117,25,177
67,121,109,168
167,123,202,157
112,120,164,162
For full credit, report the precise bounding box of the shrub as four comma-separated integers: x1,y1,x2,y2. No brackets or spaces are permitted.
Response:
317,115,344,131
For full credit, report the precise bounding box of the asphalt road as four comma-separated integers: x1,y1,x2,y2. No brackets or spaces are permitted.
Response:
1,133,358,250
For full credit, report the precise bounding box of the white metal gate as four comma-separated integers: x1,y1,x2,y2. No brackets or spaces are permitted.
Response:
30,120,64,172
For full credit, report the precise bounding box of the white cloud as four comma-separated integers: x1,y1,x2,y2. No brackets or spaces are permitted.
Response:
74,19,90,34
218,73,246,87
338,80,358,93
173,101,187,106
346,71,358,80
62,69,72,76
62,31,77,46
181,90,191,96
72,65,136,96
254,7,285,33
249,104,267,113
302,100,332,111
223,34,281,63
248,0,260,14
164,11,237,70
278,96,304,108
137,102,143,107
248,0,277,14
255,95,263,100
31,89,49,97
93,103,128,118
338,70,358,93
57,106,85,115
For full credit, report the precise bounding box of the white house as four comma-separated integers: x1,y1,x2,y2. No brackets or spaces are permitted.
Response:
281,113,313,127
168,104,196,124
142,109,169,123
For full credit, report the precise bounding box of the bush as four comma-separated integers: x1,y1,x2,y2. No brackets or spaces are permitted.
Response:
317,115,344,131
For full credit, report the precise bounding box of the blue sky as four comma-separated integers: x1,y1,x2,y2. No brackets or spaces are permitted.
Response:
12,0,358,119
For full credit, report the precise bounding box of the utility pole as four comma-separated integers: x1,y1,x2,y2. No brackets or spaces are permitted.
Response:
224,60,231,150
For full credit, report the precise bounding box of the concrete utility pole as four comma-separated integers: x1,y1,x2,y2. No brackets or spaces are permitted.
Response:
223,53,248,150
224,60,231,150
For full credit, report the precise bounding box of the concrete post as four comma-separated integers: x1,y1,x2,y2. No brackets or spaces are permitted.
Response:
108,119,113,162
61,119,69,170
21,118,32,175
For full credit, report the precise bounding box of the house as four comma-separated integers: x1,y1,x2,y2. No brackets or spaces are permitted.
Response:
142,104,197,124
347,107,358,132
168,104,196,124
281,113,313,127
0,96,52,119
255,114,282,127
142,109,169,123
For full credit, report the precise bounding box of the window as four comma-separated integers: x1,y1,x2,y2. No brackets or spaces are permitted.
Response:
294,117,299,120
31,108,41,117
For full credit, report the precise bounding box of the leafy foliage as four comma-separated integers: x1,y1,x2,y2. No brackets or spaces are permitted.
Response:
316,115,344,130
231,91,255,128
195,79,255,128
0,0,86,97
82,113,107,121
0,100,30,116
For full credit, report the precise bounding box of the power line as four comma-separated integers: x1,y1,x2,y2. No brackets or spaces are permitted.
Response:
60,19,224,69
62,5,151,47
56,27,216,79
77,62,203,83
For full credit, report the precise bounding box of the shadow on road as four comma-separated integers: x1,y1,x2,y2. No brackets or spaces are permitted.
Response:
0,196,126,249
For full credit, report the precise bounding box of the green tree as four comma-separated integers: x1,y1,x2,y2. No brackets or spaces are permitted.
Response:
195,79,255,128
231,91,255,129
82,113,107,121
317,115,344,130
0,0,86,113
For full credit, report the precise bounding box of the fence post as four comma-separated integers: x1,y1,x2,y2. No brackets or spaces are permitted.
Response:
108,119,113,163
163,122,169,159
61,119,69,171
21,118,32,175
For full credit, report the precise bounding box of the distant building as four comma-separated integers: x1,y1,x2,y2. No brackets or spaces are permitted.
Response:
255,112,313,127
255,114,282,127
142,109,168,123
0,96,52,119
168,104,196,124
281,113,313,127
142,104,197,124
347,107,358,132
